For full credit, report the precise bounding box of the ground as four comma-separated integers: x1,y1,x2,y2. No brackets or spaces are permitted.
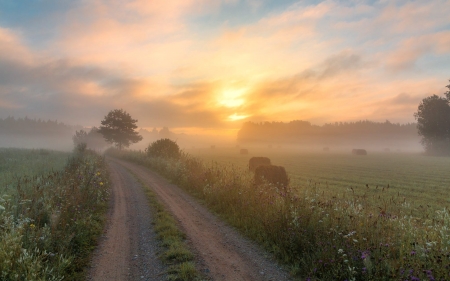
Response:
88,158,291,281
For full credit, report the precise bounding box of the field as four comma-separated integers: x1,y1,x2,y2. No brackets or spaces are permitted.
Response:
0,148,69,193
115,146,450,280
189,147,450,210
0,148,110,280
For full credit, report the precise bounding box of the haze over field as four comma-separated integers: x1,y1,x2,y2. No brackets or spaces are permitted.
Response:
0,0,449,142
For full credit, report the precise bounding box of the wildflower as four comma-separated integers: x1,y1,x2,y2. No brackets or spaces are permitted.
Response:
410,251,416,255
338,249,344,254
30,223,36,229
100,182,104,186
361,251,370,260
97,172,101,176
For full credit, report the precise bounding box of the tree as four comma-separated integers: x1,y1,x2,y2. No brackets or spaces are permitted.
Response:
146,138,181,159
73,129,88,146
98,109,143,150
414,80,450,155
72,127,108,150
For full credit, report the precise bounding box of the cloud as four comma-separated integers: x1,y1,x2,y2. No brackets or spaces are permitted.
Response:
1,0,450,136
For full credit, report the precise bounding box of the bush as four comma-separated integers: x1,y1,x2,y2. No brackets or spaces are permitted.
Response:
254,165,289,188
248,157,271,172
146,138,181,159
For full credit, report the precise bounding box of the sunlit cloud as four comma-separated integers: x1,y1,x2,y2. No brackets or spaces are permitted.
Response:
0,0,449,137
228,113,249,121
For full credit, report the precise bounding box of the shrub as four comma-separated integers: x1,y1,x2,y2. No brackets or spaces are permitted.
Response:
248,157,271,172
254,165,289,188
146,138,180,159
352,148,367,155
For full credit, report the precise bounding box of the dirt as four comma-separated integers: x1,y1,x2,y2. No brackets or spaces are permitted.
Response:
88,158,292,281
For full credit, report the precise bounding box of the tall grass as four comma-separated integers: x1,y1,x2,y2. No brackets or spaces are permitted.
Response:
109,148,450,281
0,149,110,280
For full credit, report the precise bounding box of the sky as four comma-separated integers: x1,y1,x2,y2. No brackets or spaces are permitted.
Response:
0,0,449,138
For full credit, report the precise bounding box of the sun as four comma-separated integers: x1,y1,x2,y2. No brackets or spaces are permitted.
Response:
218,88,247,108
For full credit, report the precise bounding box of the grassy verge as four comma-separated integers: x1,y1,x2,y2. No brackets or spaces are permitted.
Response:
0,148,110,280
108,148,450,281
129,171,202,281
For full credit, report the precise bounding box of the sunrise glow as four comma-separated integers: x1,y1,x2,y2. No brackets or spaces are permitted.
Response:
228,113,250,121
218,88,247,108
0,1,449,137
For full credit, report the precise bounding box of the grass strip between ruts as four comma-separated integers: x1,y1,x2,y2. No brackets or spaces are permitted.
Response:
127,169,205,281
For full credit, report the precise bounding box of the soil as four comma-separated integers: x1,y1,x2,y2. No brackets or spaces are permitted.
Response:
88,158,292,281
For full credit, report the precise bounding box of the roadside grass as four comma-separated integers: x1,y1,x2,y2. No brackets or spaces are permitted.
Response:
0,148,110,280
108,148,450,281
129,172,203,281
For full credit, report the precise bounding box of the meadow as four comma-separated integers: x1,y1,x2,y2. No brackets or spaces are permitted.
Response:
0,147,110,280
189,147,450,210
111,146,450,281
0,148,69,193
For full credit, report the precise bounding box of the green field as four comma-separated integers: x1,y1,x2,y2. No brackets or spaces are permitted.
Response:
0,148,69,193
189,147,450,209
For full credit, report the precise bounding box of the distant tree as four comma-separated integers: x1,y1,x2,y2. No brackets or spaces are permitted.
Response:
414,80,450,155
146,138,180,159
72,127,108,150
73,129,88,146
98,109,143,150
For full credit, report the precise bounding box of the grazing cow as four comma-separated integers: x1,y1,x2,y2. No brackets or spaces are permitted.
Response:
248,157,271,172
352,149,367,155
254,165,289,188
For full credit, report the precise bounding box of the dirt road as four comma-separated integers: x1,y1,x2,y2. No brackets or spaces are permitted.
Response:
89,158,291,281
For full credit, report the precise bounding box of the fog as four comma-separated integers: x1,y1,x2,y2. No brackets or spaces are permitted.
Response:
0,117,423,154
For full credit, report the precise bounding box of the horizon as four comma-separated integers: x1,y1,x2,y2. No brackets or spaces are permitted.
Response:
0,0,449,138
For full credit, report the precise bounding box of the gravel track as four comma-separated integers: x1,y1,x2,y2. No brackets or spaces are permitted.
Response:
87,160,166,281
98,158,293,281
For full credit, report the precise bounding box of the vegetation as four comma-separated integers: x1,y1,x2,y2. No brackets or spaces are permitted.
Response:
0,148,69,190
98,109,143,150
146,138,181,159
238,120,418,146
0,117,77,136
415,79,450,155
0,148,110,280
129,173,201,281
194,148,450,209
109,147,450,281
72,127,108,151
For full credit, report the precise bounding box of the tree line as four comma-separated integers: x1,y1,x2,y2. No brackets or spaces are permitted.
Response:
0,116,78,136
237,120,418,145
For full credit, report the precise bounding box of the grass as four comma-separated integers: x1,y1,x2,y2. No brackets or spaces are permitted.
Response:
108,147,450,281
0,148,69,193
129,171,203,281
190,147,450,210
0,148,110,280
